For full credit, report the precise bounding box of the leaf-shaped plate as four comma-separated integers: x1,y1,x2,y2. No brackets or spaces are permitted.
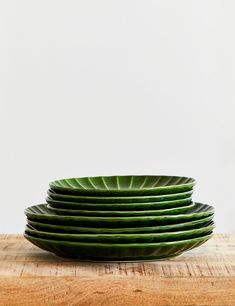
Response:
24,232,212,261
25,203,214,228
46,202,194,216
47,189,193,204
46,196,192,211
49,175,195,196
27,215,214,234
25,222,215,243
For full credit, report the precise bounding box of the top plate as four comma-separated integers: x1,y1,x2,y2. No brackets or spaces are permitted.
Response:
50,175,195,196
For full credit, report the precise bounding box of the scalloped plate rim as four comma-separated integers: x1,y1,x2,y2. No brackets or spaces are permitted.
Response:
26,215,214,233
25,202,214,222
25,222,215,239
46,201,195,216
24,232,213,247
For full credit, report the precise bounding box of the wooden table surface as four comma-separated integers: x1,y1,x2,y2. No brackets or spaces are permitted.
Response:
0,234,234,306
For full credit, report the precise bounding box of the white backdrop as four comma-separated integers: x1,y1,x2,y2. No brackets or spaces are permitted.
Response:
0,1,234,233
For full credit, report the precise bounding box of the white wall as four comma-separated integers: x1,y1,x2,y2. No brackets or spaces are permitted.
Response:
0,0,234,233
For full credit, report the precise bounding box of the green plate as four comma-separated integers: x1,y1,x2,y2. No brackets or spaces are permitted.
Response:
25,222,215,243
24,233,212,261
27,215,214,234
25,203,214,228
46,196,192,211
47,202,194,216
49,175,195,196
47,189,193,204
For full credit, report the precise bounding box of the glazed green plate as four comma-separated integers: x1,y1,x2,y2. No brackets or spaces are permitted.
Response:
25,222,215,243
27,215,214,234
46,196,192,211
49,175,195,196
24,232,212,261
25,203,214,228
46,202,194,217
47,189,193,204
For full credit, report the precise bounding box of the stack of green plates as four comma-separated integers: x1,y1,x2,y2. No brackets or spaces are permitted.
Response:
24,175,215,261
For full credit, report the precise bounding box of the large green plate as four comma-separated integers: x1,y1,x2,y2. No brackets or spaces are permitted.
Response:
24,233,212,261
46,202,194,216
27,215,214,234
25,203,214,228
47,189,193,204
25,222,215,243
49,175,195,196
46,196,192,211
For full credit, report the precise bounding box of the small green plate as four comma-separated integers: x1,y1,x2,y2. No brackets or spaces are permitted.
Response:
24,232,212,261
46,196,192,211
25,222,215,243
47,189,193,204
49,175,195,196
25,203,214,228
27,215,214,234
46,202,194,216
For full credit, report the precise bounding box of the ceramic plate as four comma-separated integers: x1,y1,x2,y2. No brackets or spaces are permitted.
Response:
25,203,214,228
46,196,192,211
47,189,193,204
25,222,215,243
49,175,195,196
27,215,214,234
46,202,194,216
24,233,212,261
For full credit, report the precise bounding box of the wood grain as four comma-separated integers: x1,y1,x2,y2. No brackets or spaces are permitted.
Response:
0,234,234,306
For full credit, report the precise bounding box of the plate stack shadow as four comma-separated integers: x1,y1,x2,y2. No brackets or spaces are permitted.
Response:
24,175,215,261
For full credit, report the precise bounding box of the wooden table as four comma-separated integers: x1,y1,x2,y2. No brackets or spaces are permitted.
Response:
0,234,234,306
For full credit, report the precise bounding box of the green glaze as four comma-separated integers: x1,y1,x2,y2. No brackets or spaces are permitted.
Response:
46,202,194,217
24,233,212,261
25,203,214,228
49,175,195,196
25,222,215,243
47,189,193,204
46,196,192,211
27,215,214,234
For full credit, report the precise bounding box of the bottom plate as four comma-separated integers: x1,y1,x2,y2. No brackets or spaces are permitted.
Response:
24,233,212,261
